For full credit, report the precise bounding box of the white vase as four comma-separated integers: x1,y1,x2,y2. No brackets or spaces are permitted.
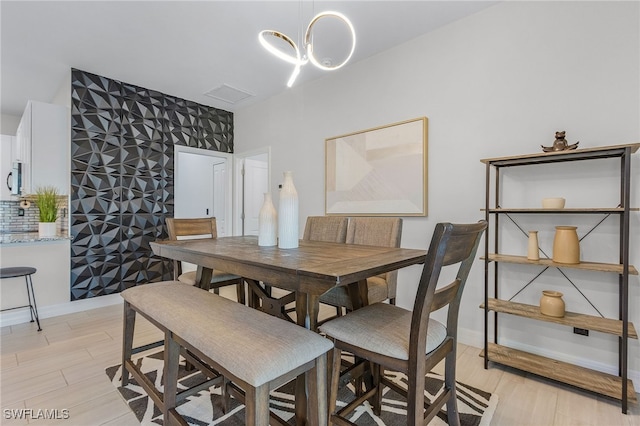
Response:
258,192,277,246
38,222,57,238
278,171,299,249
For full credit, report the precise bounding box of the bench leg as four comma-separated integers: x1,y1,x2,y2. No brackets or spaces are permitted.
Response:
163,331,181,423
121,301,136,386
246,384,270,426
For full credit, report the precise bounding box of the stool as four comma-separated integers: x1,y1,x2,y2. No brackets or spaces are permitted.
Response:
0,267,42,331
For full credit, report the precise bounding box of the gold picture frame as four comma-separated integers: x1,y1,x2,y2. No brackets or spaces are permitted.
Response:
325,117,428,216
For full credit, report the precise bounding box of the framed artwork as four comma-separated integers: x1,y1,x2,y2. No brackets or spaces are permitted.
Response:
325,117,428,216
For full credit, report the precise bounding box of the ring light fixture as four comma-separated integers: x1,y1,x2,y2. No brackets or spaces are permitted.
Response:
258,11,356,87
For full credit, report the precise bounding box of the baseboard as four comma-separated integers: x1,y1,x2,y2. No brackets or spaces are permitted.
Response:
0,294,123,327
458,326,640,393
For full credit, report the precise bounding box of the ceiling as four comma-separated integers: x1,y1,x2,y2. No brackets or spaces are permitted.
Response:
1,1,498,117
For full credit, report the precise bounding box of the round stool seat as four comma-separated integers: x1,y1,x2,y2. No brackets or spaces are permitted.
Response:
0,267,37,279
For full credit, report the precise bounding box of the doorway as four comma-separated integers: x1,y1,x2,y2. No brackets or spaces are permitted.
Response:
174,145,233,236
234,148,270,236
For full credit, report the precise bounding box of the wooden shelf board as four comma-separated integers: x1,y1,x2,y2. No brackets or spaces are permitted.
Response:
480,343,637,402
481,298,638,339
484,207,639,213
480,143,640,166
483,253,638,275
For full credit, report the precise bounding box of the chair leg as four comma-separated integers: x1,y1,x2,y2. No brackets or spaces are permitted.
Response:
121,302,136,386
407,370,426,425
25,274,41,331
445,351,461,426
371,363,382,416
235,280,246,305
306,352,327,426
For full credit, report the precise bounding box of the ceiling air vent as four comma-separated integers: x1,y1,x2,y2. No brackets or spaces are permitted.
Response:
204,84,254,104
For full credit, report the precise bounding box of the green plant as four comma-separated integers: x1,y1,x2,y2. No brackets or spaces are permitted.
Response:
35,186,59,222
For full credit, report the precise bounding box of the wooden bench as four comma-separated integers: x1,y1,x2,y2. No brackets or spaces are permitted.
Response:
121,281,333,426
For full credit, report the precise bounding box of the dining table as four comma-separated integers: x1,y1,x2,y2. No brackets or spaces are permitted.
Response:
150,235,427,424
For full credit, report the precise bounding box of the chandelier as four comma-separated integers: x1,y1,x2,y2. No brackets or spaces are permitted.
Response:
258,11,356,87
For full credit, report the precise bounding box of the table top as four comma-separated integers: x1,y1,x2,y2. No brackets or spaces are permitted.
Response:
150,236,427,295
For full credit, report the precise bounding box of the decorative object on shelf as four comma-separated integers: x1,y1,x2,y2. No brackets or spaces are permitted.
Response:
552,225,580,264
259,9,356,87
258,192,277,247
542,197,565,209
541,131,579,152
527,231,540,260
35,185,59,238
540,290,565,317
278,171,299,249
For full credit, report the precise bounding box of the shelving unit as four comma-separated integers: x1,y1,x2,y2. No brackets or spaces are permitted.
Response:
480,143,639,413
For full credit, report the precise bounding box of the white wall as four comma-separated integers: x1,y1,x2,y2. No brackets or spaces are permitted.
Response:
1,114,21,135
235,1,640,385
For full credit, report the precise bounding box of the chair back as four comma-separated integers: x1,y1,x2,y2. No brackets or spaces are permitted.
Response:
346,217,403,297
302,216,349,243
166,217,218,279
409,221,487,370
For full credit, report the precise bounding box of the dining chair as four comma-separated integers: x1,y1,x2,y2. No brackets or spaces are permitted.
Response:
319,220,487,425
166,217,245,305
247,216,349,321
319,217,402,313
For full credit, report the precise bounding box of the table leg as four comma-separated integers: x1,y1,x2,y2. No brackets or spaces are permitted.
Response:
347,279,369,310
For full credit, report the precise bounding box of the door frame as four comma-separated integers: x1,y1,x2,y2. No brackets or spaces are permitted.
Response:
233,147,271,236
174,145,233,231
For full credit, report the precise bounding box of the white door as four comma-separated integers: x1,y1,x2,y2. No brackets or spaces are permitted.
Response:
212,161,228,235
174,146,233,232
243,158,269,235
234,149,270,236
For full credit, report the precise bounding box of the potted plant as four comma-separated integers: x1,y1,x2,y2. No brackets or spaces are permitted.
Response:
35,186,59,237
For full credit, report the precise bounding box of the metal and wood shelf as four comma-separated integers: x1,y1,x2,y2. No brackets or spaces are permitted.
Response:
480,143,639,413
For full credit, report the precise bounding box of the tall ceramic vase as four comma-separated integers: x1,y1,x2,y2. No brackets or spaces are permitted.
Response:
258,192,277,246
278,171,299,249
552,226,580,264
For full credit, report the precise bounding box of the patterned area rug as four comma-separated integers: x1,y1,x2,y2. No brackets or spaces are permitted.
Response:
106,351,497,425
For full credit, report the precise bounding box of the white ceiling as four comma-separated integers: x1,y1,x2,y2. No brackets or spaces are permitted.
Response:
1,1,498,117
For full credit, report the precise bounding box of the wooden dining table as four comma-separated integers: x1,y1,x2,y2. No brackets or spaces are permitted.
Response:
150,235,426,424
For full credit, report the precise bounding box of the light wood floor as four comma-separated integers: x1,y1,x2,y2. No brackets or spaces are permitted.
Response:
1,292,639,425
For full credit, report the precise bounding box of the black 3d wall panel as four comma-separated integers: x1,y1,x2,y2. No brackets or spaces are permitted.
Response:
70,69,233,300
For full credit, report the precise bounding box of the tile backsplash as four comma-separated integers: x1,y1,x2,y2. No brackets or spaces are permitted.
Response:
0,200,68,234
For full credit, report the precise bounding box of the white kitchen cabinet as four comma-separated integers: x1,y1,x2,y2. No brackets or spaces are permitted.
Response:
1,135,15,200
17,101,68,194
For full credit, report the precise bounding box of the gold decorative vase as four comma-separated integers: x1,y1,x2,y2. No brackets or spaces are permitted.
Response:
552,226,580,264
540,290,565,317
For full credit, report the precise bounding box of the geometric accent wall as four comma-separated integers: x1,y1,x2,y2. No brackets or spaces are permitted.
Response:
70,69,233,300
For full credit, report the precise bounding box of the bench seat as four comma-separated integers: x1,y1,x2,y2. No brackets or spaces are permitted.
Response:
121,281,333,425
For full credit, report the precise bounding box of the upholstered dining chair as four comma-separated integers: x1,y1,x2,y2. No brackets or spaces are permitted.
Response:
319,217,402,313
319,220,487,426
248,216,349,321
166,217,245,305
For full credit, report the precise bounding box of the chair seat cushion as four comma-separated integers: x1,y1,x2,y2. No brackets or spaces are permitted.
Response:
319,276,388,309
178,270,241,286
122,282,333,387
319,303,447,360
